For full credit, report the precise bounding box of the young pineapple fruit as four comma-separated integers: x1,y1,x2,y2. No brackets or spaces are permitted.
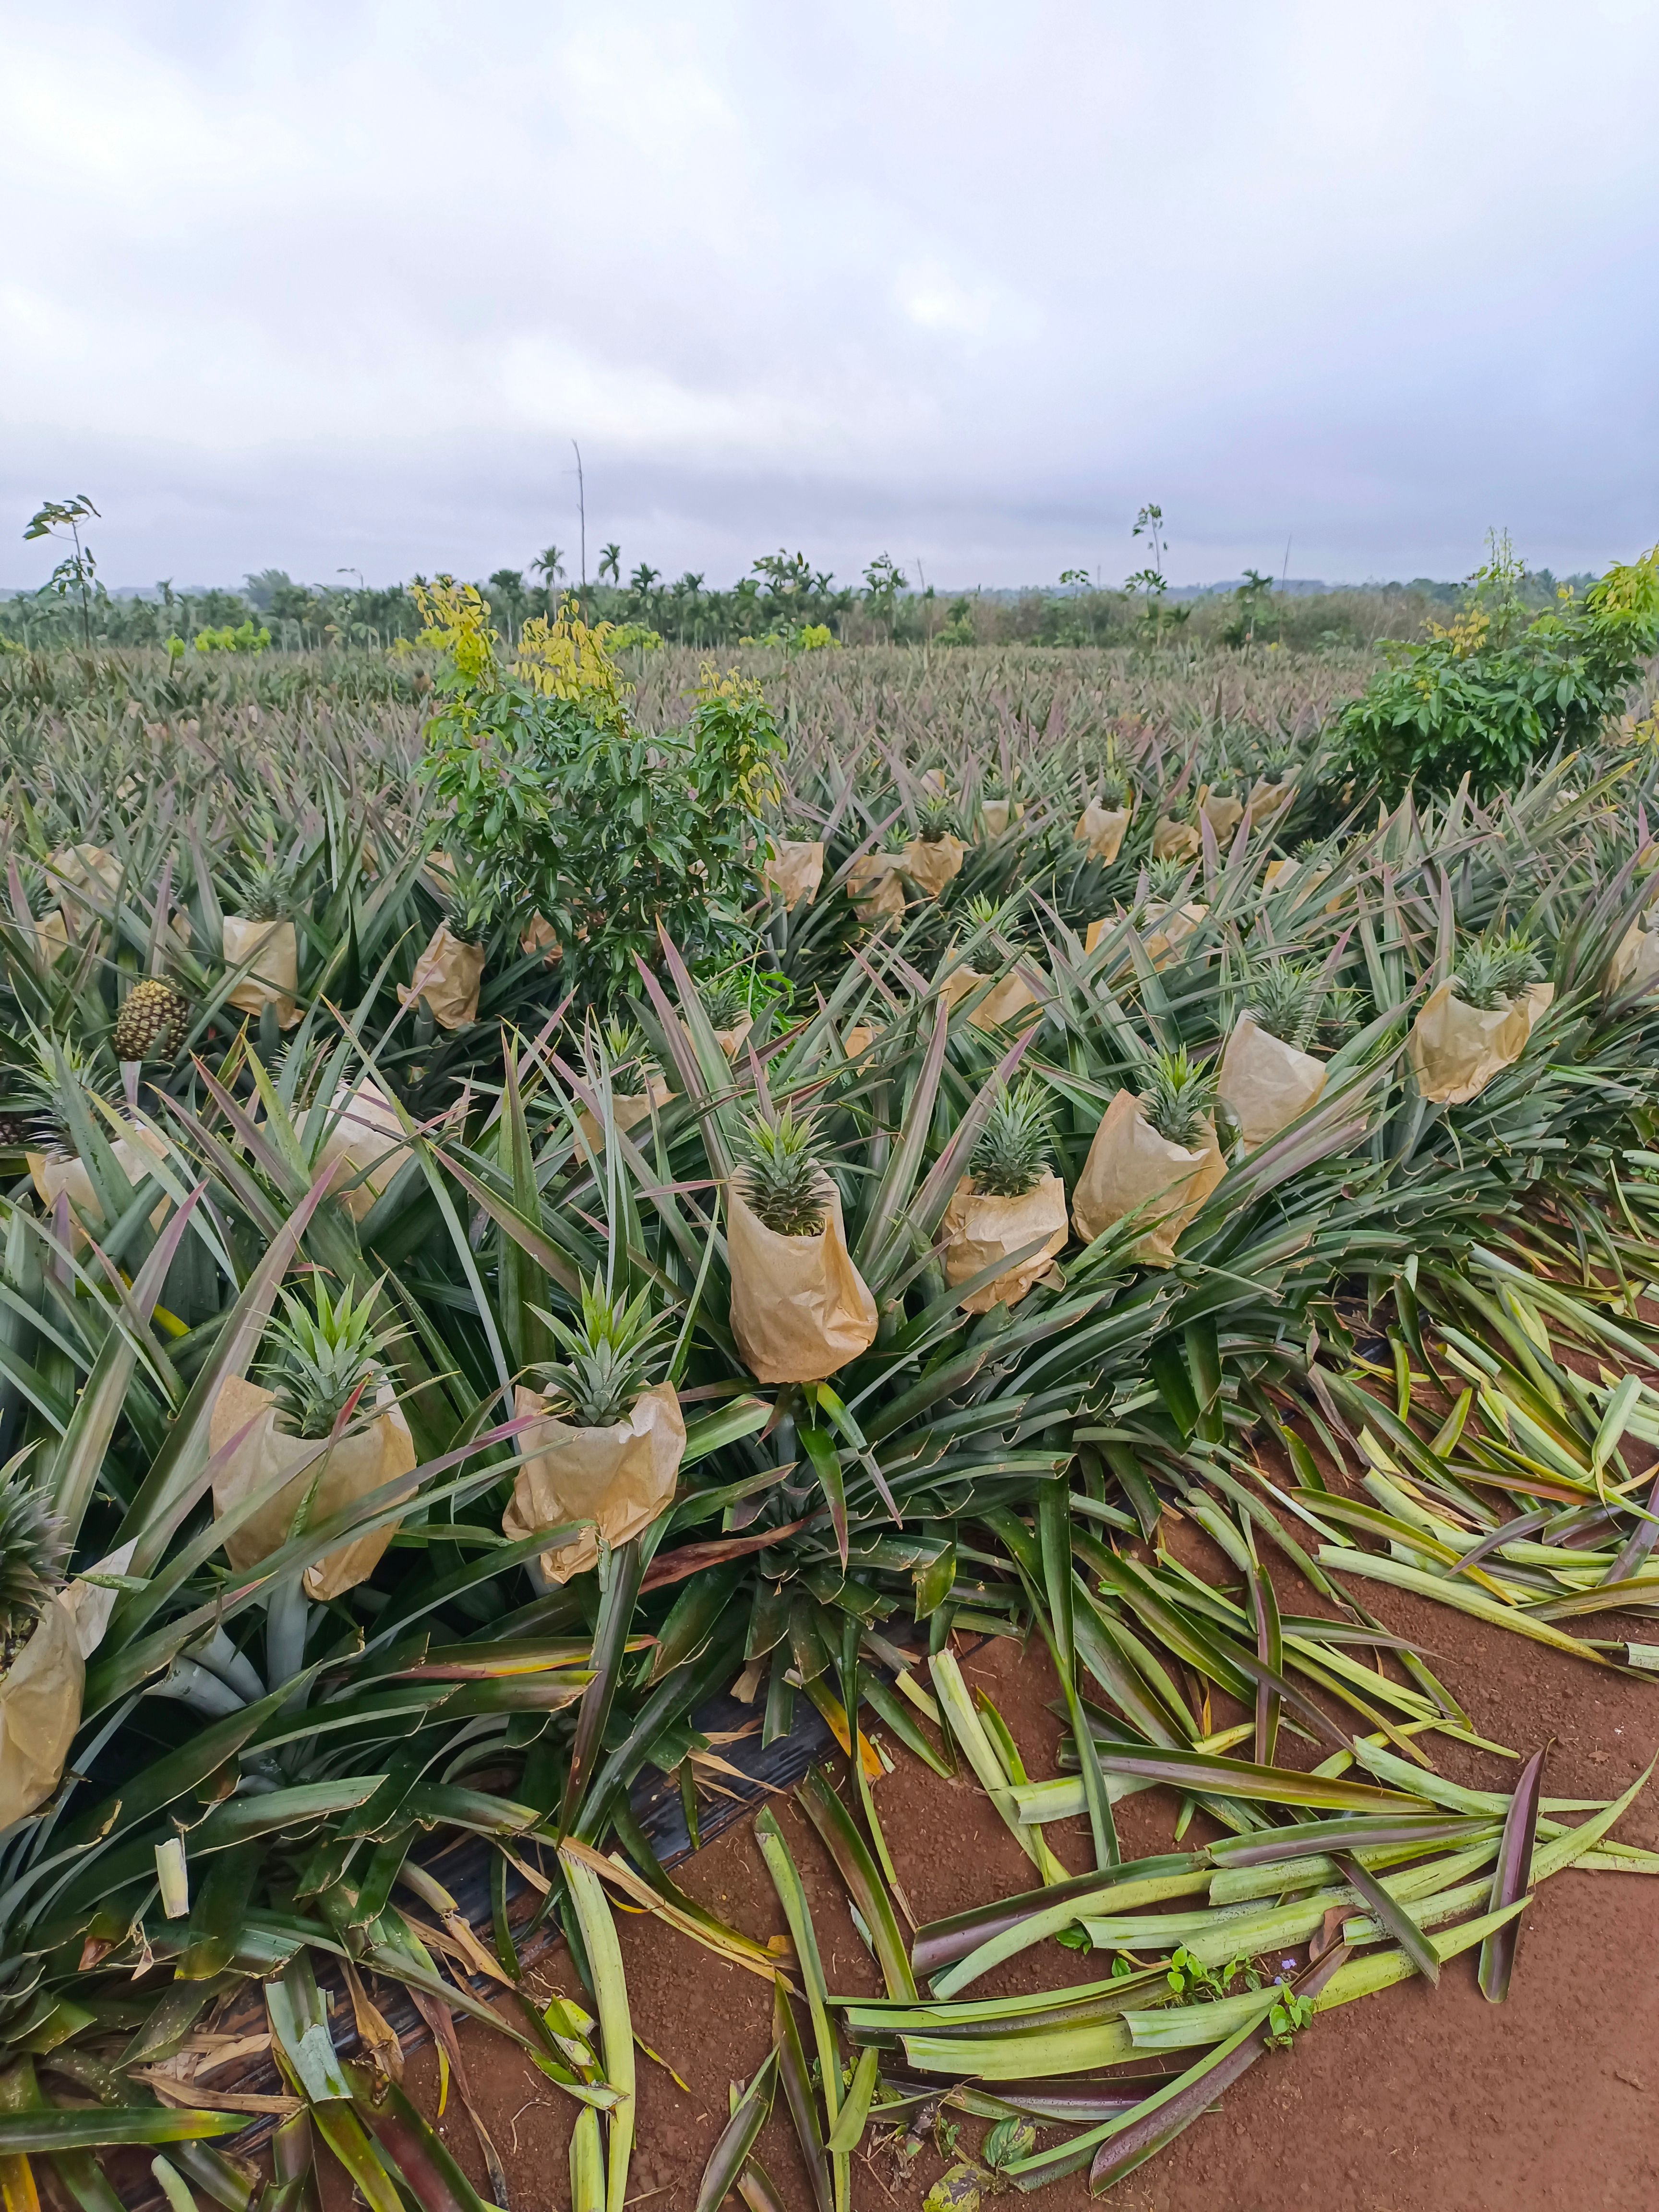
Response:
533,1276,671,1427
1139,1046,1216,1148
0,1464,66,1674
739,1106,828,1237
259,1276,393,1442
113,978,191,1064
1247,959,1326,1052
971,1077,1051,1199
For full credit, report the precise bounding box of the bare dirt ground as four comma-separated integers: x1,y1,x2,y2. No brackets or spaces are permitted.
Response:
314,1503,1659,2212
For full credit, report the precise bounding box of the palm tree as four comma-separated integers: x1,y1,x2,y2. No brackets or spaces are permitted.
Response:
531,544,565,614
598,542,622,587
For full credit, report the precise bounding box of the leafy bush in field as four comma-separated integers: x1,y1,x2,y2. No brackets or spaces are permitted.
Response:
1333,544,1659,798
415,582,783,1006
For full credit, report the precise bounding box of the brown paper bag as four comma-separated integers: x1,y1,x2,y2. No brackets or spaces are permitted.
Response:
1408,980,1536,1106
977,799,1023,840
1143,901,1208,968
970,971,1045,1033
1152,815,1201,862
1074,804,1130,865
727,1180,878,1383
29,1120,170,1245
577,1077,673,1151
715,1015,754,1060
842,1025,877,1062
502,1381,685,1583
1217,1015,1327,1150
1071,1089,1226,1266
223,915,301,1028
846,853,908,924
1199,791,1245,842
764,840,826,909
918,767,950,798
48,844,120,931
317,1077,410,1221
1247,778,1295,826
210,1372,417,1600
1084,914,1124,955
942,1171,1068,1312
520,912,561,964
903,835,966,898
400,924,485,1029
938,966,987,1013
0,1598,83,1827
1607,922,1659,997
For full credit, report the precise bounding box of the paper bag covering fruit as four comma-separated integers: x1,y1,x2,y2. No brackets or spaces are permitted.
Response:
400,924,485,1030
727,1179,878,1383
846,852,907,924
502,1381,685,1583
764,840,826,910
1217,1015,1327,1151
577,1078,673,1152
223,915,301,1028
317,1077,410,1222
902,835,966,898
1074,803,1130,865
977,798,1023,840
939,966,987,1014
29,1119,171,1248
210,1372,417,1601
1152,815,1202,862
1143,901,1208,968
520,912,561,964
971,971,1045,1034
1606,919,1659,998
43,844,120,959
942,1171,1068,1313
1071,1088,1226,1267
1246,778,1295,826
0,1544,134,1829
1409,980,1553,1106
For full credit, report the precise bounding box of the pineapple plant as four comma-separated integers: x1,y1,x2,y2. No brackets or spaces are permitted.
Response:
1138,1046,1216,1148
915,791,960,843
0,1462,65,1674
259,1275,396,1441
1492,928,1546,998
238,849,297,924
738,1105,828,1237
113,976,191,1064
441,863,499,950
1318,984,1365,1047
970,1077,1052,1198
1450,940,1511,1010
532,1275,672,1427
1245,959,1327,1051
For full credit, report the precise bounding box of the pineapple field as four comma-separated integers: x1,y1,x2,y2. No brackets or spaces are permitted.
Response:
3,560,1659,2212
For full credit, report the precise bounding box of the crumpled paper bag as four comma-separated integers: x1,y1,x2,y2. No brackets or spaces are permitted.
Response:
210,1372,417,1601
29,1120,171,1246
1247,778,1295,826
317,1077,409,1222
764,840,826,909
1143,901,1209,968
48,844,120,933
1152,816,1201,862
918,768,950,798
942,1171,1068,1312
1084,914,1122,956
520,912,561,964
1072,1089,1226,1266
715,1016,754,1060
1408,979,1553,1106
1217,1014,1327,1150
1606,921,1659,998
842,1025,877,1062
400,924,485,1030
977,799,1024,840
846,853,908,924
502,1380,685,1583
727,1179,878,1383
0,1537,139,1827
970,971,1045,1033
1199,790,1245,842
577,1077,673,1151
903,835,966,898
1074,804,1130,865
939,966,987,1013
223,915,301,1028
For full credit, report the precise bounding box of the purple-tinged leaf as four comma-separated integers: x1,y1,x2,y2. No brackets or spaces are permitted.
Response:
1479,1745,1546,2003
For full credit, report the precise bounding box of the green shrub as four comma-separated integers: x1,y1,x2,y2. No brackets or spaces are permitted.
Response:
1332,544,1659,799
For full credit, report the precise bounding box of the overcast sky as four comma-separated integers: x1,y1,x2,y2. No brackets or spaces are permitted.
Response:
4,0,1657,595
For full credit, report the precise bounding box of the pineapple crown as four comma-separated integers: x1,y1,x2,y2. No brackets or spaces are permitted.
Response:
239,849,297,923
1320,984,1365,1045
1143,857,1192,905
1245,959,1327,1052
881,819,911,855
12,1026,119,1154
1491,928,1546,997
915,792,960,842
971,1076,1052,1199
1138,1046,1216,1150
259,1273,397,1443
0,1454,66,1647
738,1104,829,1238
1294,838,1322,860
532,1274,672,1428
442,863,499,948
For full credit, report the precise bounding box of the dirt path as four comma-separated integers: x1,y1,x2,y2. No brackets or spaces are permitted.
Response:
332,1515,1659,2212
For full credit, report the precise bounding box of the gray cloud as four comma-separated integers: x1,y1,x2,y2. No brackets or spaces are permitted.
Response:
3,0,1656,592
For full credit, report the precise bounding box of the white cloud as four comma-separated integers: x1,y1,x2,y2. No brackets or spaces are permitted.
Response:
1,0,1656,589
